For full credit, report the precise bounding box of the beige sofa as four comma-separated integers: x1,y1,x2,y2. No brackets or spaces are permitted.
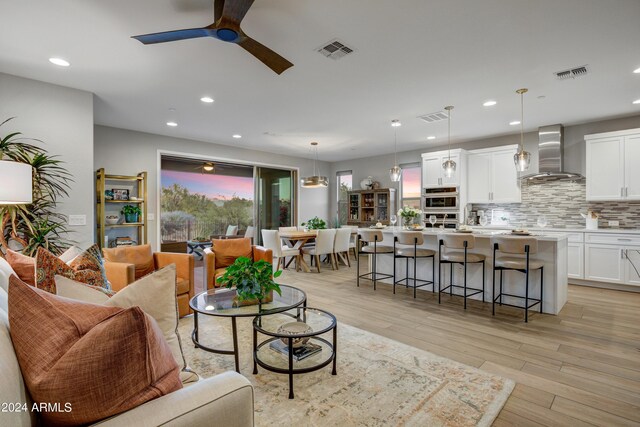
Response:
0,276,254,426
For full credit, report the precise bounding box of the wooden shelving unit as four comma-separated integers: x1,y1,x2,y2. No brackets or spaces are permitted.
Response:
96,168,148,249
346,188,396,227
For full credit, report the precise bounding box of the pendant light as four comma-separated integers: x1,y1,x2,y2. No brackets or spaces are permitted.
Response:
301,142,328,188
442,106,456,178
389,119,402,182
514,88,531,172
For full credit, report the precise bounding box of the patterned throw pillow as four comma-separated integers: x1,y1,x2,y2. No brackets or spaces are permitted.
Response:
35,246,112,295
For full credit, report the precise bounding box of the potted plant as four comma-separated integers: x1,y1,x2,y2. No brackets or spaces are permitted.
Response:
121,205,142,223
398,206,423,228
216,257,282,307
301,216,327,230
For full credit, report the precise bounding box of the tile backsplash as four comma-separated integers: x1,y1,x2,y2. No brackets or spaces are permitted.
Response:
470,179,640,229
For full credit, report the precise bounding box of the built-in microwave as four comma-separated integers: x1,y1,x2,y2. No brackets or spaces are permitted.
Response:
423,187,459,211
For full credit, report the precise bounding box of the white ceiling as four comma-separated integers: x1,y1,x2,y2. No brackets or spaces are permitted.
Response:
1,0,639,162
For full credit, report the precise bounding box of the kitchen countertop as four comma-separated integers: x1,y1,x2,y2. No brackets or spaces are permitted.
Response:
366,227,567,242
469,225,640,235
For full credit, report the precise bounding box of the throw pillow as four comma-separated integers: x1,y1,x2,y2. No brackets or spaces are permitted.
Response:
8,276,182,425
213,238,252,268
5,249,35,286
0,256,17,293
55,265,189,375
68,244,111,290
102,244,155,279
58,245,84,264
35,247,109,294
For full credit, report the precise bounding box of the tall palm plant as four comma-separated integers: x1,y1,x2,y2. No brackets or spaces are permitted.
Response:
0,118,73,256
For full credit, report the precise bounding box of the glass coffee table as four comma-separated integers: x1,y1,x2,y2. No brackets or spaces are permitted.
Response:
252,307,337,399
189,285,306,373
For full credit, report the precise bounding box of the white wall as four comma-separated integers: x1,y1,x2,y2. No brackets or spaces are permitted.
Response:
0,73,94,249
94,125,330,249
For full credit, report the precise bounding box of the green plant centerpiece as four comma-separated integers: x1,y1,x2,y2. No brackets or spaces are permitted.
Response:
0,117,73,256
121,205,142,223
301,216,326,230
398,206,423,228
216,256,282,307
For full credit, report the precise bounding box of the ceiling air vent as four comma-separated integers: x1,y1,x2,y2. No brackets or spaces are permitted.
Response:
317,39,354,60
554,65,589,80
418,111,449,123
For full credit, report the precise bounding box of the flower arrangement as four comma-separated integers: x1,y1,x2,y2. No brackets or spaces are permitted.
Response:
397,206,423,228
301,216,327,230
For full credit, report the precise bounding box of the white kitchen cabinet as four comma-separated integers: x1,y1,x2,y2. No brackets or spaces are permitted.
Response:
585,129,640,201
421,150,462,187
623,246,640,286
467,145,521,203
567,242,584,279
584,244,625,283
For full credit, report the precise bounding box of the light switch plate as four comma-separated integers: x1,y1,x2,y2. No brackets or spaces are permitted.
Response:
68,214,86,226
608,220,619,227
147,213,155,221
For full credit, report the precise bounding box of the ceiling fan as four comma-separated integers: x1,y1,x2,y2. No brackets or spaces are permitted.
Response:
131,0,293,74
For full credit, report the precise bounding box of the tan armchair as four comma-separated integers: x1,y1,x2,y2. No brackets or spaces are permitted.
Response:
205,238,272,289
102,244,195,317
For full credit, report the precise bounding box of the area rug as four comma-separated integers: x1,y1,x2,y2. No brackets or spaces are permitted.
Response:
178,314,514,427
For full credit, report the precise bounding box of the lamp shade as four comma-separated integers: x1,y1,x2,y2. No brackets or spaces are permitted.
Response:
0,160,33,204
301,175,328,188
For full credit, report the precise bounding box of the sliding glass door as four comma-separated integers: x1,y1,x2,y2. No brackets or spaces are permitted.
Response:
255,167,296,243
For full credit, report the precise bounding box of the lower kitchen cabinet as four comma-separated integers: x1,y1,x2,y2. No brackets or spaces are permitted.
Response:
584,244,625,284
567,242,584,279
624,246,640,286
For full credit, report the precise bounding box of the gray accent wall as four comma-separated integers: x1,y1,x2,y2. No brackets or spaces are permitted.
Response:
94,125,330,249
0,73,94,249
329,115,640,222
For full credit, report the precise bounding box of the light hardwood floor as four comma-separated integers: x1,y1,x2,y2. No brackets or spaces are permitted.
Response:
271,255,640,427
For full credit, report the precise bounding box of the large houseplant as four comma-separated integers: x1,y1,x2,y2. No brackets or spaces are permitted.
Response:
0,118,73,256
216,257,282,306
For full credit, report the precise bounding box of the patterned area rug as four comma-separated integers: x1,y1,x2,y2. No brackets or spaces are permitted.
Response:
179,314,513,427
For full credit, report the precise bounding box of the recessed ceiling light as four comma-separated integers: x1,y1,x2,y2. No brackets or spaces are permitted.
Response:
49,57,70,67
509,120,521,126
633,99,640,105
427,136,436,140
200,96,214,103
483,100,497,107
232,134,242,139
391,119,402,127
634,67,640,74
166,121,178,127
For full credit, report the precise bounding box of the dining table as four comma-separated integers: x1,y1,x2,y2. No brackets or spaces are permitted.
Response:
278,229,357,273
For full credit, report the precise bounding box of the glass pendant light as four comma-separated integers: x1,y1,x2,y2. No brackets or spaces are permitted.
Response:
301,142,328,188
514,88,531,172
389,119,402,182
442,106,456,178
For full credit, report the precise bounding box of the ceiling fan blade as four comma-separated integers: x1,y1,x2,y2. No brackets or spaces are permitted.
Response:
132,28,211,44
214,0,225,21
238,35,293,74
221,0,254,25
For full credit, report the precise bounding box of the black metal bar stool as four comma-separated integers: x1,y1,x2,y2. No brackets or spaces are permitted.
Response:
393,231,436,298
357,230,394,290
491,236,543,322
438,233,486,309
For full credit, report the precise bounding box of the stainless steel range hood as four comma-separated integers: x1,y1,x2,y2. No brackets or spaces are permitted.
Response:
520,124,584,181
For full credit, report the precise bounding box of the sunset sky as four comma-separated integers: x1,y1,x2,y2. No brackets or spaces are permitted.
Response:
402,167,421,198
161,170,254,200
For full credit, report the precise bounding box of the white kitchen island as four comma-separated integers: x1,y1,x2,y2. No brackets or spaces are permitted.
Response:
358,228,568,315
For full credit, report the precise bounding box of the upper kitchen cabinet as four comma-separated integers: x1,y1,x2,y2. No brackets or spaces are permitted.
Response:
467,145,521,204
421,149,464,187
585,128,640,201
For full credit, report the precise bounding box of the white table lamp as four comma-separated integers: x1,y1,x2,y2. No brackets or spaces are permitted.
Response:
0,160,33,204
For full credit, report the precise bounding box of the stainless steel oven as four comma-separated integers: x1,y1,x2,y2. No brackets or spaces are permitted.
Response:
423,211,459,229
423,187,459,211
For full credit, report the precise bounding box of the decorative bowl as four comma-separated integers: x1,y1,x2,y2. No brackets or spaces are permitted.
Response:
105,216,120,225
277,321,313,348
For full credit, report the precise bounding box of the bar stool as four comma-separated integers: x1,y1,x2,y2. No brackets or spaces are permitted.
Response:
491,236,543,322
357,230,394,290
438,233,486,309
393,231,436,298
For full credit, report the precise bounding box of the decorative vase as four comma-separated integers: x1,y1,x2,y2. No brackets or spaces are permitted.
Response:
277,321,313,348
402,216,414,229
360,176,373,190
124,213,139,223
232,290,274,307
